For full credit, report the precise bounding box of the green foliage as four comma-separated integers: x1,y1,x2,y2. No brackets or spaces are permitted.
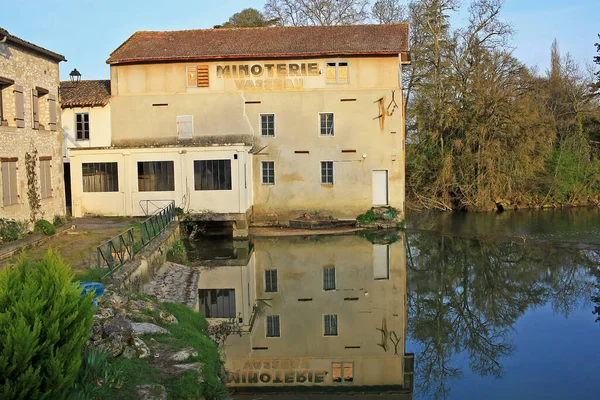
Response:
35,219,56,236
167,240,188,265
0,250,95,399
0,218,28,243
357,209,378,224
69,348,123,399
53,215,67,227
216,7,278,28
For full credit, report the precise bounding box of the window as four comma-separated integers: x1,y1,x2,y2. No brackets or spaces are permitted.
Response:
194,160,232,191
321,161,334,185
1,159,18,206
260,114,275,137
32,89,40,130
265,269,278,293
198,289,236,318
261,161,275,185
324,314,338,336
138,161,175,192
177,115,193,139
323,267,336,291
266,315,280,337
76,113,90,140
0,78,13,125
39,157,52,199
319,113,334,136
332,362,354,383
187,65,209,88
82,162,119,192
326,62,349,84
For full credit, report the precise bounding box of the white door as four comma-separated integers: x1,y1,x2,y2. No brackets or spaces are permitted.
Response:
372,170,389,205
373,244,390,280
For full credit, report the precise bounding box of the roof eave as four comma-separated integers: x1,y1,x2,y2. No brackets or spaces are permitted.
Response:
107,51,409,65
5,35,66,62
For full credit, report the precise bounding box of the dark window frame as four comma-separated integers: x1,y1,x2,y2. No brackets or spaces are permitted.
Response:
82,162,119,193
265,269,278,293
198,289,236,318
76,113,90,140
323,314,338,336
137,161,175,192
323,267,336,291
194,159,232,191
266,315,281,338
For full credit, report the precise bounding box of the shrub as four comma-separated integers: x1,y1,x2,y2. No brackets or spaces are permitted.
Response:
0,250,95,399
167,240,188,265
69,347,123,399
34,219,56,235
53,215,67,227
0,219,27,243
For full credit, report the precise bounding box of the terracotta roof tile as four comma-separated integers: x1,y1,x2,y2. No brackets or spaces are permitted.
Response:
59,80,111,108
107,24,409,64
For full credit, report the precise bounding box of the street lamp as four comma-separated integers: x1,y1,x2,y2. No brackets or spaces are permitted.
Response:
69,68,81,83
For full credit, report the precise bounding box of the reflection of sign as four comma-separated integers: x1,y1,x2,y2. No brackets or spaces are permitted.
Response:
216,62,320,91
227,359,327,385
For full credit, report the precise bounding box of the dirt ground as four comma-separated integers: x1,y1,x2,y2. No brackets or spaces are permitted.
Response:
3,217,141,278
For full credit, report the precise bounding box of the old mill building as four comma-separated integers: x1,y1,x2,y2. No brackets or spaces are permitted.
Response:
68,24,410,234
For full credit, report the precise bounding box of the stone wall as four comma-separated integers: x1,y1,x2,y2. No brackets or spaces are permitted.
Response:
107,221,180,291
0,40,66,223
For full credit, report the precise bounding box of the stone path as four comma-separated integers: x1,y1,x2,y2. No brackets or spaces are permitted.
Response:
143,262,199,309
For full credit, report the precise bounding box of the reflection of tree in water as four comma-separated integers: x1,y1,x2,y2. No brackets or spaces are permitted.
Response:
406,233,597,399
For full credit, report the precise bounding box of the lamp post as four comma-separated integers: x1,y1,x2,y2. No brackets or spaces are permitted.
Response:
69,68,81,83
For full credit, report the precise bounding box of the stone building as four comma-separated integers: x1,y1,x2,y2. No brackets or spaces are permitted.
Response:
68,24,410,230
0,27,66,223
60,79,111,211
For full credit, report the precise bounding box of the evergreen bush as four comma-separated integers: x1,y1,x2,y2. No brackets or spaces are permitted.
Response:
0,250,95,399
0,219,27,243
34,219,56,235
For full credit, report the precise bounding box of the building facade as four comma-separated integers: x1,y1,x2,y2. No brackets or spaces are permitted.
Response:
197,234,411,391
0,27,66,223
68,25,409,225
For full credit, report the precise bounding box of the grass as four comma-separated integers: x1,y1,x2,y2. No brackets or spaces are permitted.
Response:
105,302,227,400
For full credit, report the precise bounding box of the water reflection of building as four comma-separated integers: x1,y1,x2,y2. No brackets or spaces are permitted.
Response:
197,234,412,395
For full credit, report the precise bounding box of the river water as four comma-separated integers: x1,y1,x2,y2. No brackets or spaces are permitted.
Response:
188,208,600,399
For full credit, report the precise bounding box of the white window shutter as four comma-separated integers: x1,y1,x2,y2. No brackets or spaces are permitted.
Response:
177,115,193,139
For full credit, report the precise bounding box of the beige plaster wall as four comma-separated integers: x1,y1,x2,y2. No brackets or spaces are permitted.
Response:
108,56,405,222
68,145,252,217
217,234,407,387
0,41,66,222
62,104,111,161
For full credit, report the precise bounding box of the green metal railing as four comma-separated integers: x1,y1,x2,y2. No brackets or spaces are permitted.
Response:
140,201,176,249
97,228,134,281
96,201,176,281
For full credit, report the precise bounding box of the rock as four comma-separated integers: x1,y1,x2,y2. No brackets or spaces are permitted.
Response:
133,337,151,358
97,307,114,319
95,333,126,358
173,363,202,372
135,384,167,400
121,346,137,359
103,317,132,336
170,348,198,362
130,322,168,335
91,323,103,341
130,314,156,323
159,311,178,325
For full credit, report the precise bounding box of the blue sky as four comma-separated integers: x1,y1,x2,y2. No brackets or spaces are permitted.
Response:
2,0,598,81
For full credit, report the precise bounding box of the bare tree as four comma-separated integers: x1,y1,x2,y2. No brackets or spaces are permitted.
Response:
264,0,370,26
371,0,407,24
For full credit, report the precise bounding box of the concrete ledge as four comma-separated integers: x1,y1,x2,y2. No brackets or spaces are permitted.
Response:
106,221,180,291
0,225,74,262
288,219,357,230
